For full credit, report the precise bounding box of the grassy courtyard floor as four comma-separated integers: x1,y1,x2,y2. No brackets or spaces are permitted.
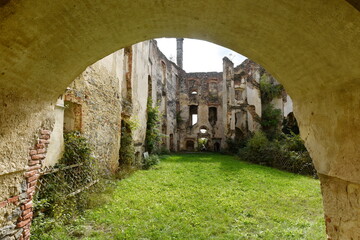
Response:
44,153,325,239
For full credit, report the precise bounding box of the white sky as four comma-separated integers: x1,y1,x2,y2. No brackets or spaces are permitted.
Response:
155,38,247,73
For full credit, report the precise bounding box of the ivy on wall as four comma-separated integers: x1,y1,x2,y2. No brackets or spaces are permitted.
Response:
259,74,284,105
145,99,161,154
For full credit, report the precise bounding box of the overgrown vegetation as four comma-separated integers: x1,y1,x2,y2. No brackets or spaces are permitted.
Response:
32,132,98,239
259,75,284,104
197,138,208,151
260,104,282,140
119,119,136,166
42,154,325,239
227,76,315,177
238,131,316,176
142,154,160,170
59,131,93,166
226,136,249,154
145,98,161,154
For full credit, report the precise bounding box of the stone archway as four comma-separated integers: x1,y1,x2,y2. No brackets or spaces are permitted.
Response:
0,1,360,239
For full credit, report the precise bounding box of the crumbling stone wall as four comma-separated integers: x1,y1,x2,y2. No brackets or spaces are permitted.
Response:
0,91,55,239
0,129,51,240
59,51,124,173
177,57,293,151
178,72,224,151
43,40,182,170
148,41,182,152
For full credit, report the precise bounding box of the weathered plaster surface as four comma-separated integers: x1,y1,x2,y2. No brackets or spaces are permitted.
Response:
320,174,360,240
66,54,123,173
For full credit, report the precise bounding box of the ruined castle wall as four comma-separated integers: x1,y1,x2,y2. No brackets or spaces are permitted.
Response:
148,41,181,151
42,40,182,171
0,92,55,235
64,51,123,173
131,42,151,155
179,72,223,151
165,64,181,151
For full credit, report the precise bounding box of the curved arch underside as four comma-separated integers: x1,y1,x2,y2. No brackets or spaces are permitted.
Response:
1,0,360,181
0,1,360,238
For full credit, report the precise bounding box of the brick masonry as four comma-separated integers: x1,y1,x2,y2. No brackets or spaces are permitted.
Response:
0,129,50,240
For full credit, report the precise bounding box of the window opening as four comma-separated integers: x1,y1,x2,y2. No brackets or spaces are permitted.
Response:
189,105,198,126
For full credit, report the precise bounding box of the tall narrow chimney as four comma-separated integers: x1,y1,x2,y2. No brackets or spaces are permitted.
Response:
176,38,184,69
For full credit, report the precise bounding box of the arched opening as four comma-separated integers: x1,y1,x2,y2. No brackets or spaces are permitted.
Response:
0,1,359,239
214,142,221,152
198,137,209,151
189,105,198,126
186,140,195,151
282,112,299,135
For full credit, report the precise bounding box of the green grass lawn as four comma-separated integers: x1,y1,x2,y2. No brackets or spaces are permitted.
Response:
44,153,325,239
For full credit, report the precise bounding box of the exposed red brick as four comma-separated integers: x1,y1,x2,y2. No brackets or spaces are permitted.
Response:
40,130,51,135
22,208,32,216
26,186,36,195
8,195,19,203
39,139,50,144
22,212,33,220
31,154,45,160
40,134,50,140
26,164,41,171
16,219,31,228
17,218,31,228
37,148,46,154
28,180,37,188
35,143,45,149
27,174,40,183
28,160,40,166
25,170,38,178
29,150,37,155
0,200,7,208
21,201,33,210
27,194,34,200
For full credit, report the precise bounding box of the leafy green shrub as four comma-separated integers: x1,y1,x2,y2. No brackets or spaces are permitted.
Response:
60,131,92,166
145,99,162,154
282,132,307,152
156,145,170,155
238,131,316,177
32,132,97,239
260,104,282,140
142,154,160,170
226,134,251,154
280,133,315,176
259,75,284,104
238,131,278,165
